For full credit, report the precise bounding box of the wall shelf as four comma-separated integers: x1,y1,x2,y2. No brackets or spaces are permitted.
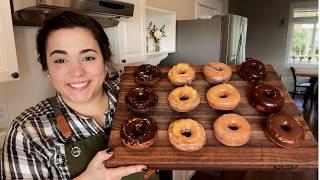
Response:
146,6,176,57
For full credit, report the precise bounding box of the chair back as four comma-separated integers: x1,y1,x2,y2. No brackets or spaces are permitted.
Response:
290,67,297,84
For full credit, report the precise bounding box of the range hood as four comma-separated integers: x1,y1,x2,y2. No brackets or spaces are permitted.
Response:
10,0,134,27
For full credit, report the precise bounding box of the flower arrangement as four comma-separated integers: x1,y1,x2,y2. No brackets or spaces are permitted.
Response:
147,21,166,51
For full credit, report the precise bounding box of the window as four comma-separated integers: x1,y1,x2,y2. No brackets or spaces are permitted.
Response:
287,4,318,66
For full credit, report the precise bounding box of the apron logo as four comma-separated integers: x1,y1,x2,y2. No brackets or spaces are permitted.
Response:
71,146,81,157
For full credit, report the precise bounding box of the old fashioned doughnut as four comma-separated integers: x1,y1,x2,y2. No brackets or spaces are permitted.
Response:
206,83,240,110
203,62,232,84
120,117,157,150
168,85,200,112
250,83,284,113
168,63,196,86
134,64,162,86
239,59,266,83
168,118,206,152
214,113,251,146
265,113,305,148
125,86,158,115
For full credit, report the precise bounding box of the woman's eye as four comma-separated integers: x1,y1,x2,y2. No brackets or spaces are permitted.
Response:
54,59,65,64
83,56,96,61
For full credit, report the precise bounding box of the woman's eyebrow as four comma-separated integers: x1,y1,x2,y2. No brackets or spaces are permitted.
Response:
49,50,67,56
80,49,97,54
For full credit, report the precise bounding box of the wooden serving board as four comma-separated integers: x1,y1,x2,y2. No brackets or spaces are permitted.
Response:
105,65,318,170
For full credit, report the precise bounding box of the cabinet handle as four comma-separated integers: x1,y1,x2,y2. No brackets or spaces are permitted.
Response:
121,59,126,63
11,72,19,79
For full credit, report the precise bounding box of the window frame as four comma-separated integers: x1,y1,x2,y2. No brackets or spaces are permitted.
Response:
285,1,319,69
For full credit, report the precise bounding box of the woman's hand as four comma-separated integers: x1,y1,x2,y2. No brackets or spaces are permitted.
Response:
74,148,147,180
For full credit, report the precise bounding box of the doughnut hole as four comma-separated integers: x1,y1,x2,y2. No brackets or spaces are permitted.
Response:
215,66,223,71
179,94,189,101
263,90,276,98
280,122,292,132
181,129,192,137
179,69,186,74
228,123,239,131
218,91,228,99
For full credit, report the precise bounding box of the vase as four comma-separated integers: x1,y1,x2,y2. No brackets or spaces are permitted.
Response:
153,39,160,52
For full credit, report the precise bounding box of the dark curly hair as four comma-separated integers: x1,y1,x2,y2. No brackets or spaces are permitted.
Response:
36,10,112,71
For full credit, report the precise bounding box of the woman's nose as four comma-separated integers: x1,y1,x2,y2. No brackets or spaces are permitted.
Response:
69,61,85,76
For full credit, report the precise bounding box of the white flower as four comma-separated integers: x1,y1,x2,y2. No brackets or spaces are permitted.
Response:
154,30,162,40
146,31,151,38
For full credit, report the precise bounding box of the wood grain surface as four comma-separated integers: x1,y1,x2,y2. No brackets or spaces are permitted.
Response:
105,65,318,170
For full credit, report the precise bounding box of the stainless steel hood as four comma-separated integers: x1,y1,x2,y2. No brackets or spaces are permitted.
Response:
10,0,134,27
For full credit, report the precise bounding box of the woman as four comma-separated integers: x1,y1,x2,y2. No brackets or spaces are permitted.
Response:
1,11,148,179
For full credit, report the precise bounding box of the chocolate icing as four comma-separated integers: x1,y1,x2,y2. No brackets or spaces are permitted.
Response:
134,64,162,86
125,86,158,114
250,83,284,113
120,117,157,145
239,59,266,83
265,113,305,147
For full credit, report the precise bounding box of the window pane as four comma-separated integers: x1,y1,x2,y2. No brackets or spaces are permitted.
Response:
289,23,317,63
294,9,318,18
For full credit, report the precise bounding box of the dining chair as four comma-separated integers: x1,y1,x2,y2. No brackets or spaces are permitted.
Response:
290,67,311,99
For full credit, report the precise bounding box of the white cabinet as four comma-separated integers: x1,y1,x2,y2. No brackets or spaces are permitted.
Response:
0,0,19,82
114,0,147,65
111,0,176,68
196,0,226,19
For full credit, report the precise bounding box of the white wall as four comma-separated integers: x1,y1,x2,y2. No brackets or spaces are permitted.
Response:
0,27,56,128
146,0,196,20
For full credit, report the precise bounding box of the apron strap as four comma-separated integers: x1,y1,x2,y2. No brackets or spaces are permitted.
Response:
49,97,72,139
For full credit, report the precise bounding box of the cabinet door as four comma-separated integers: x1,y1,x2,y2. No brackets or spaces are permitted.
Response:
117,0,147,65
0,0,19,82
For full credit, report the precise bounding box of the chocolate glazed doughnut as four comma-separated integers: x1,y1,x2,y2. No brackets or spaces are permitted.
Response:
125,86,158,115
250,83,284,113
134,64,162,86
120,117,157,150
265,113,305,148
239,59,266,83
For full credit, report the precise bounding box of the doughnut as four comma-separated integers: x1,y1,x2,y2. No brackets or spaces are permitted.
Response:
265,113,305,148
250,83,284,113
168,63,196,86
168,85,200,112
120,117,157,150
168,118,206,152
239,58,266,83
134,64,162,86
203,62,232,84
125,86,158,115
206,83,240,110
213,113,251,146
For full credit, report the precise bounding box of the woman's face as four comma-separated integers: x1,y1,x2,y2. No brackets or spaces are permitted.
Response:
46,27,107,104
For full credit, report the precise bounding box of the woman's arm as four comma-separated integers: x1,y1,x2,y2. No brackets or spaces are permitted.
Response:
1,124,49,179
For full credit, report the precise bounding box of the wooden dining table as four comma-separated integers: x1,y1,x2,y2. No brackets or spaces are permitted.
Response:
295,68,318,78
105,64,318,171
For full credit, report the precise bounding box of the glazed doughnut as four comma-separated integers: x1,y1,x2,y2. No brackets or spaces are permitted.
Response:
214,113,251,146
168,63,196,86
120,117,157,150
206,83,240,110
203,62,232,84
265,113,305,148
134,64,162,86
250,83,284,113
168,118,206,152
125,86,158,115
239,59,266,83
168,85,200,112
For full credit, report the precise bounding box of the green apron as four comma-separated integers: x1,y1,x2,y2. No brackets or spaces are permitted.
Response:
49,97,159,179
